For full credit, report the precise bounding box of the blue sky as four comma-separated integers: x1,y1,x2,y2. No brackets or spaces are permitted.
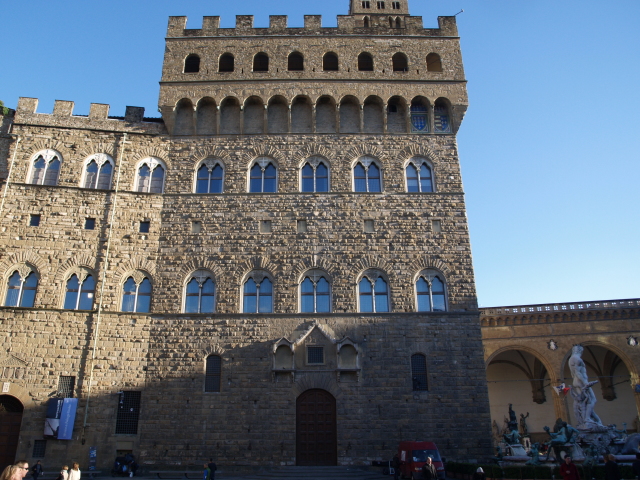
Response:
1,0,638,307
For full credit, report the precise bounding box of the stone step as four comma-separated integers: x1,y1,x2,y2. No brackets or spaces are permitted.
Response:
238,465,385,480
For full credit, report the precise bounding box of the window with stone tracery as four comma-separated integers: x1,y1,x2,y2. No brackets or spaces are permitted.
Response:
358,270,389,313
405,158,433,193
301,157,329,192
195,159,224,193
416,269,447,312
353,156,382,192
64,271,95,310
249,158,277,193
184,270,215,314
300,270,331,313
82,153,114,190
29,149,61,186
121,273,152,313
4,267,38,308
136,157,165,193
243,272,273,313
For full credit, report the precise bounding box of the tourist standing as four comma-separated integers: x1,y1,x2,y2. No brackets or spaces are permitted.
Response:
421,457,437,480
473,467,486,480
67,464,80,480
604,455,620,480
392,453,401,480
560,456,580,480
31,461,43,480
13,462,30,480
206,459,216,480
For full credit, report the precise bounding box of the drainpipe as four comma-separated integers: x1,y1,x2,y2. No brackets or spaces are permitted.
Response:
82,133,127,439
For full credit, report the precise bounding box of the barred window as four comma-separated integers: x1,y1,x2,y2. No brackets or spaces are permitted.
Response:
411,354,428,391
307,346,324,365
205,355,222,393
58,376,76,398
115,391,141,435
32,440,47,458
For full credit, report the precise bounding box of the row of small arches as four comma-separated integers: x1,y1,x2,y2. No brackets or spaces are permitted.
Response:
27,150,437,194
172,95,452,135
3,267,448,314
184,51,442,74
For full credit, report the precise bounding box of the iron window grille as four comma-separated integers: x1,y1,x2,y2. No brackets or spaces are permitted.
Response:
307,346,324,365
411,354,428,391
32,440,47,458
115,391,141,435
205,355,222,393
58,376,76,398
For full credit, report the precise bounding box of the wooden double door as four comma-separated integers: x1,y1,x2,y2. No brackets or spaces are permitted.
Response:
0,395,24,468
296,389,337,466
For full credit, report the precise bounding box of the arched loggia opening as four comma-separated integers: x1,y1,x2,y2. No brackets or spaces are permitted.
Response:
0,395,24,467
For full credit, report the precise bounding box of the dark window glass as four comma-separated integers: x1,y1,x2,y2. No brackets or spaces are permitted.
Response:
30,214,41,227
301,161,329,193
185,276,215,313
205,355,221,393
411,354,428,391
85,218,96,230
150,165,164,193
307,346,324,364
43,158,60,186
196,164,223,193
288,52,304,71
219,53,234,72
115,391,141,434
184,54,200,73
250,162,277,193
32,440,47,458
243,277,273,313
323,53,339,71
139,221,150,233
253,53,269,72
392,53,408,72
358,53,374,71
96,161,113,190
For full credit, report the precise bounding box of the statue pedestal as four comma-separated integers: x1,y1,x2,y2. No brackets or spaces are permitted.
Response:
508,444,527,456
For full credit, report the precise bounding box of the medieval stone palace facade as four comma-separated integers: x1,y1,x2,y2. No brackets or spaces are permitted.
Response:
0,0,493,469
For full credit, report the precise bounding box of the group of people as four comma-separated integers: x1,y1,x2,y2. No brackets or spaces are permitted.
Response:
201,459,217,480
1,461,81,480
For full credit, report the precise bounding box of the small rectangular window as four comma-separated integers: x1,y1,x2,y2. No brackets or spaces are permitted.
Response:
307,346,324,365
29,214,41,227
115,391,141,435
58,376,76,398
32,440,47,458
377,1,385,8
392,1,400,8
259,220,272,234
364,219,375,233
139,221,150,233
362,0,370,7
432,220,441,233
297,219,307,233
84,218,96,230
191,221,202,233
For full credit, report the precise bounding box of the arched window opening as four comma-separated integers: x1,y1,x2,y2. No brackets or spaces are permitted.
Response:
267,96,288,134
387,96,407,133
83,154,114,190
354,157,381,192
291,96,312,133
358,52,374,71
288,52,304,71
64,273,95,310
219,97,241,134
136,158,165,193
406,159,433,193
363,96,383,133
339,96,360,133
395,17,402,28
196,97,217,135
363,16,370,28
253,52,269,72
416,269,447,312
300,271,331,313
249,158,277,193
410,98,429,133
30,150,61,186
4,269,38,307
219,53,234,72
205,355,222,393
358,273,389,312
243,275,273,313
323,52,339,71
316,96,337,133
301,157,329,192
174,98,195,135
434,98,452,133
411,354,428,391
184,54,200,73
185,271,215,313
195,160,224,193
426,53,443,72
122,275,152,313
392,52,408,72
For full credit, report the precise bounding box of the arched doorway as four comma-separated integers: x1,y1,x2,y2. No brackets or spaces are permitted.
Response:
0,395,24,466
296,389,337,465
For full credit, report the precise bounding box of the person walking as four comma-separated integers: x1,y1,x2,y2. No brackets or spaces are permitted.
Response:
201,463,210,480
473,467,486,480
55,466,68,480
421,457,437,480
67,464,80,480
560,456,580,480
31,461,43,480
206,460,216,480
605,455,621,480
392,453,401,480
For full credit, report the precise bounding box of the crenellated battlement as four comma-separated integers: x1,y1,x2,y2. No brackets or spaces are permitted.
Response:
166,15,458,38
13,98,165,133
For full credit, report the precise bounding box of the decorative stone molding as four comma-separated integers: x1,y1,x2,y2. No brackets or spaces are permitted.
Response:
115,258,157,279
54,254,98,285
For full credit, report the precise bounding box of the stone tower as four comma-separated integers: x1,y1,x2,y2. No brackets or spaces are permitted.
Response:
0,0,491,469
